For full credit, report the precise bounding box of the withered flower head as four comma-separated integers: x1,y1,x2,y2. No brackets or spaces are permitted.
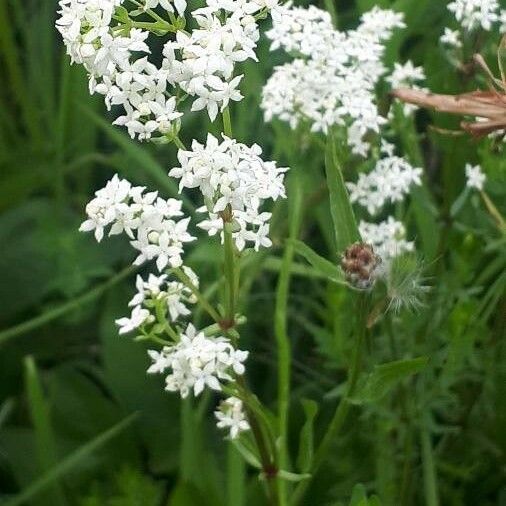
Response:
392,37,506,139
341,242,381,290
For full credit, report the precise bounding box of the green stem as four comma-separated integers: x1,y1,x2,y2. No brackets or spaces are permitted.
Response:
291,293,369,506
223,220,238,324
172,268,222,323
222,107,233,137
227,443,245,506
421,419,439,506
0,267,135,347
173,135,187,151
274,175,303,505
480,190,506,232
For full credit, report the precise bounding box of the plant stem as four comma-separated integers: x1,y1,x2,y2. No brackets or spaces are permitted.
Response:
236,377,279,505
172,267,222,323
291,293,369,506
222,107,233,137
274,174,303,505
227,443,245,506
421,419,439,506
223,220,237,324
173,135,186,150
480,190,506,232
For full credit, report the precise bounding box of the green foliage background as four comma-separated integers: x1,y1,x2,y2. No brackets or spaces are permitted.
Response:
0,0,505,505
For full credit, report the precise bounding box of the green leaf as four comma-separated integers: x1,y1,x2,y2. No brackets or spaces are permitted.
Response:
352,357,429,404
24,357,67,506
277,470,311,482
296,399,318,473
2,414,137,506
349,484,368,506
324,130,360,255
291,240,345,284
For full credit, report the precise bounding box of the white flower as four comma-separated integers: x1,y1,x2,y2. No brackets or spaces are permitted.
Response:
215,396,250,439
169,134,287,250
79,175,195,271
347,155,422,215
115,306,153,334
147,324,249,398
465,163,486,191
56,0,280,138
440,28,462,48
447,0,499,31
359,217,414,264
262,4,405,154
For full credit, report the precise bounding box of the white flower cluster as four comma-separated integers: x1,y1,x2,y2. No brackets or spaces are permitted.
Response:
79,174,194,271
347,153,422,215
387,61,426,115
465,163,486,191
261,4,405,155
169,134,287,251
56,0,278,140
359,218,414,263
215,396,250,439
115,269,199,335
447,0,504,32
147,324,248,398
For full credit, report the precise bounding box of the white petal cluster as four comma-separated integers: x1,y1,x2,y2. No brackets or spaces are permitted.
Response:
79,174,195,271
261,4,405,155
387,61,427,115
115,270,198,334
447,0,501,31
465,163,486,191
147,324,248,398
169,134,287,251
215,396,250,439
347,154,422,215
56,0,279,140
359,218,414,263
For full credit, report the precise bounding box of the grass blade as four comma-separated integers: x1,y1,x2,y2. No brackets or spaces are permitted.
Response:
2,413,138,506
24,356,67,506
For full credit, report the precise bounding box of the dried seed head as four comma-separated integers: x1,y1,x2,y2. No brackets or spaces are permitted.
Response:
341,242,381,289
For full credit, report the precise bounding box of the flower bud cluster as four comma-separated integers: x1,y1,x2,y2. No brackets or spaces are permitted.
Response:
261,4,405,155
79,174,195,271
169,134,288,251
56,0,279,140
215,396,250,439
115,269,199,335
147,324,248,398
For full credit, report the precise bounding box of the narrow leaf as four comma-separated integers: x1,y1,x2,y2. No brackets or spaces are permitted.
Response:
325,130,360,254
352,357,429,404
24,356,67,506
291,240,345,284
296,399,318,473
2,413,137,506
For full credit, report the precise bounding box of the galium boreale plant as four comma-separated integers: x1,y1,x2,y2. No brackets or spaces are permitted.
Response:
58,0,438,503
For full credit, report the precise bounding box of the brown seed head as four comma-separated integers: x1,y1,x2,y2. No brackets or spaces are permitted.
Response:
341,242,381,289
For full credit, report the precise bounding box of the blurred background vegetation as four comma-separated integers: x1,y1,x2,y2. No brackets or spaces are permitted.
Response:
0,0,505,505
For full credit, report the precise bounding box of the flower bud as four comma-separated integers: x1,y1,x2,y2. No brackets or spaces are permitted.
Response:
341,242,381,289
